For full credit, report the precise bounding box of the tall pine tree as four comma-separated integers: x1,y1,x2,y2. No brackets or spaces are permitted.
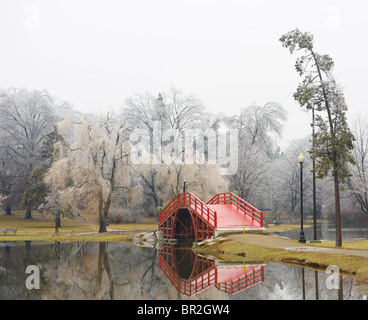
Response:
280,29,355,247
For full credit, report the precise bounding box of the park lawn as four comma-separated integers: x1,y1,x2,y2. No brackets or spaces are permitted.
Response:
0,210,157,242
265,224,312,233
308,240,368,250
0,211,97,235
109,222,157,232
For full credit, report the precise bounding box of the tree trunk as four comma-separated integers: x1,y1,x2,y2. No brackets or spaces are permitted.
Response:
98,205,107,233
311,49,343,245
334,168,342,247
98,191,108,233
5,206,11,215
56,213,61,228
54,215,59,233
99,218,107,233
25,208,33,219
313,166,317,241
103,195,111,226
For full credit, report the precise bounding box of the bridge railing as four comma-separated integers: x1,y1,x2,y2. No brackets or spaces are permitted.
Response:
158,247,217,296
207,192,263,227
159,192,217,228
215,266,264,295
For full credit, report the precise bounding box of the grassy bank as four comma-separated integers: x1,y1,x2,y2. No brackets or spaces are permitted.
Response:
309,240,368,250
264,223,312,233
0,211,157,243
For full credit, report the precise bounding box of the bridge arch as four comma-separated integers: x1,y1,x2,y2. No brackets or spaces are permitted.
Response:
158,192,263,242
174,209,195,241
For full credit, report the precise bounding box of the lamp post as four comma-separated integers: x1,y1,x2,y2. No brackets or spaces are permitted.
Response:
298,153,306,243
312,106,317,241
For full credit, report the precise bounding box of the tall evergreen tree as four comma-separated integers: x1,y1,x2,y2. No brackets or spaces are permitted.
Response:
21,127,66,224
280,29,355,247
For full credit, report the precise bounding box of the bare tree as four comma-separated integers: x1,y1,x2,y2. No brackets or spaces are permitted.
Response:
235,102,287,148
126,88,207,212
229,102,287,204
277,137,313,214
0,87,60,218
0,88,58,171
347,116,368,214
230,144,269,202
159,88,202,134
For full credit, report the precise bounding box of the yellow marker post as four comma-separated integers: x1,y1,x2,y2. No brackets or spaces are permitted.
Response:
243,261,245,274
243,222,245,234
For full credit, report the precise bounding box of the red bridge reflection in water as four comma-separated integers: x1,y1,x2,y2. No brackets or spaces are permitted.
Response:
158,245,264,297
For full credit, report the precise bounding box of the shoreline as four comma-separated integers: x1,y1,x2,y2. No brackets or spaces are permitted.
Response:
192,233,368,295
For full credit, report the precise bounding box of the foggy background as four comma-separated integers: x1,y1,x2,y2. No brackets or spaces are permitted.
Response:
1,0,367,148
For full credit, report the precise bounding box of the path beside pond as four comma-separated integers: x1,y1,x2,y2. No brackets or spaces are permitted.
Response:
227,234,368,259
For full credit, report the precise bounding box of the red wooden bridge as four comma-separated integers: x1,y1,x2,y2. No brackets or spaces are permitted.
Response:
158,245,264,296
158,192,264,242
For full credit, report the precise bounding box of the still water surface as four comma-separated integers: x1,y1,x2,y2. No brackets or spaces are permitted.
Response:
0,241,365,300
272,222,368,241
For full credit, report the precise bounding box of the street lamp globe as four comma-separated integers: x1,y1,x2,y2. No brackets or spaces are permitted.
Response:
298,153,305,164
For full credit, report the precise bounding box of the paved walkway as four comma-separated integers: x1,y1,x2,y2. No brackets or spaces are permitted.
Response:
227,234,368,259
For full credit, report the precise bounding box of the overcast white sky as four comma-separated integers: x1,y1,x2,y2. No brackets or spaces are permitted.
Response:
1,0,367,149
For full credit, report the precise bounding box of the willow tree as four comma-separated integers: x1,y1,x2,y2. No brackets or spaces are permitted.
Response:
229,102,287,204
45,111,133,233
280,29,355,247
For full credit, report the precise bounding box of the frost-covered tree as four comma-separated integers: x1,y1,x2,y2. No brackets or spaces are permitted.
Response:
347,116,368,214
126,88,220,212
228,102,287,205
0,88,59,172
0,193,9,207
0,87,62,218
236,102,287,148
280,29,355,246
158,87,203,134
45,111,133,232
277,137,313,214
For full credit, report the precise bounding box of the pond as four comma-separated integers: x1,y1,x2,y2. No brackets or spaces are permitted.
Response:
0,241,366,300
271,222,368,242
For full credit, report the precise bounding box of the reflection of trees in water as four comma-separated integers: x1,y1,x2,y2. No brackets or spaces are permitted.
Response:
38,242,170,299
95,242,156,300
139,248,158,296
246,263,358,300
0,242,363,300
0,241,96,299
